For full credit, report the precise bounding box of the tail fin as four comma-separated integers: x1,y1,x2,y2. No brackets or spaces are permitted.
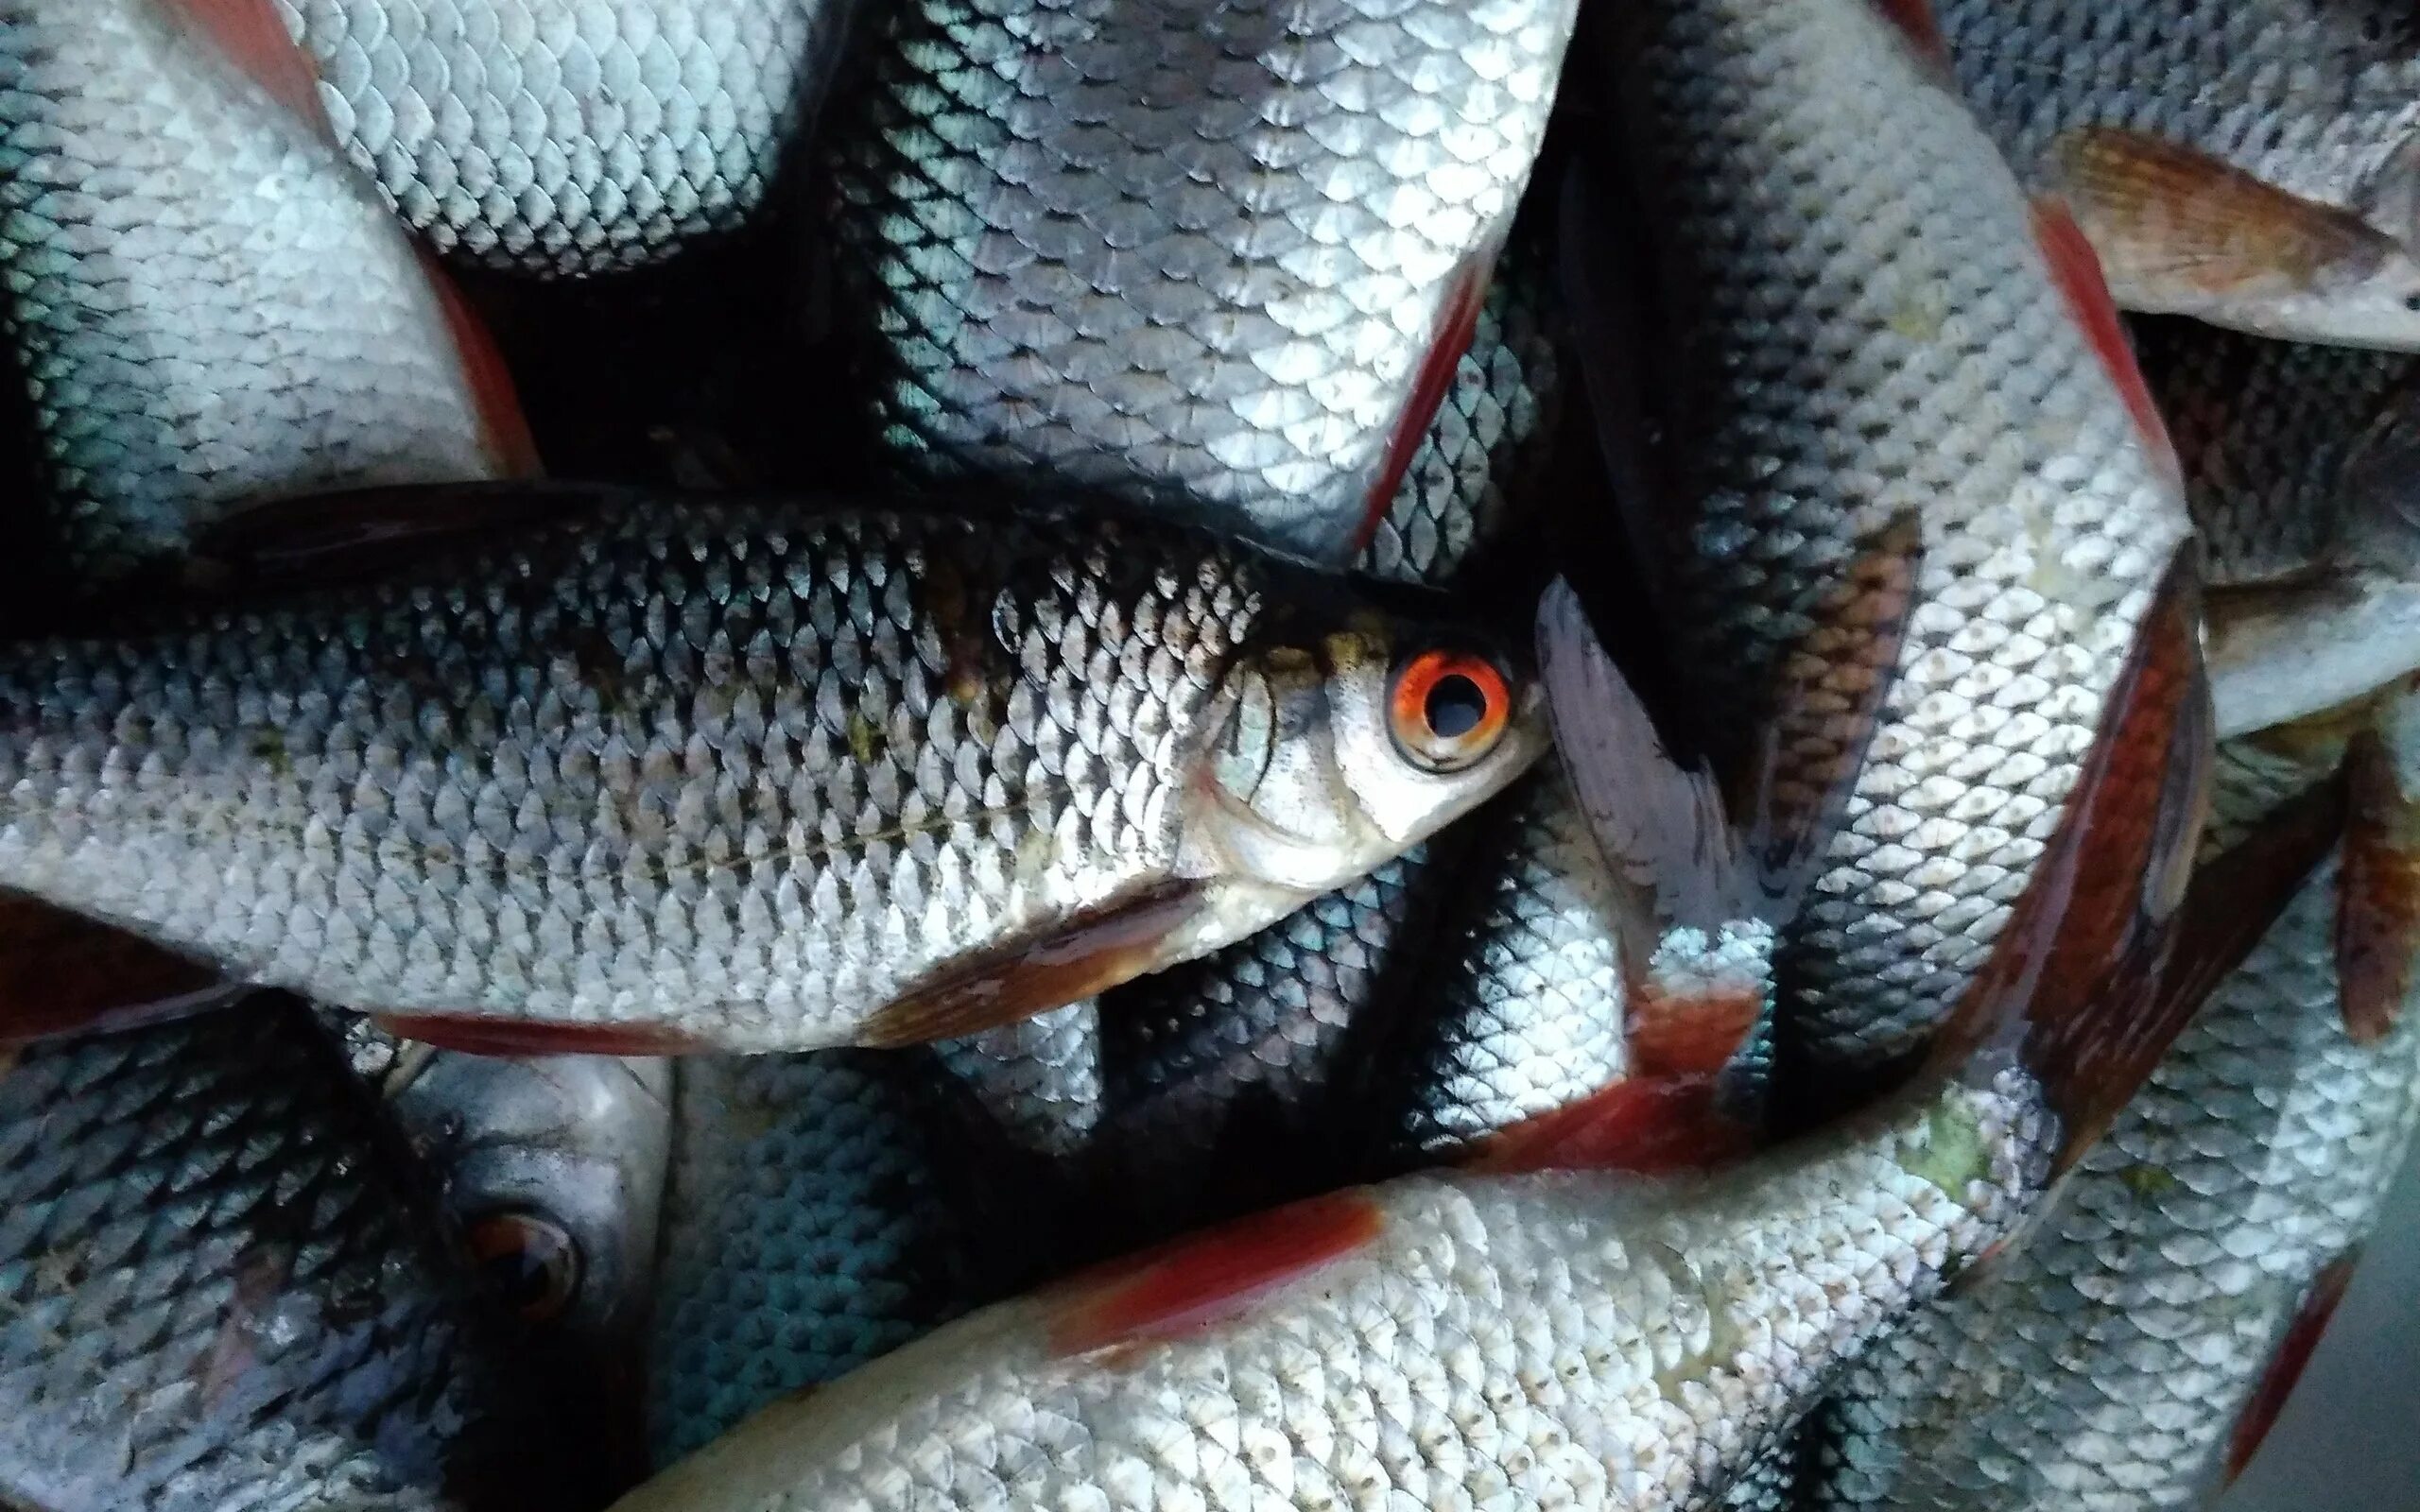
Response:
1926,548,2340,1175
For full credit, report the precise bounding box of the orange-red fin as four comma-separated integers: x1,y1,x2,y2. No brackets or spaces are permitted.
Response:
1357,252,1495,555
2048,128,2399,318
1924,549,2245,1171
2029,196,2184,488
417,253,543,480
1042,1189,1385,1358
370,1014,710,1058
1629,986,1761,1078
191,480,615,592
1870,0,1953,72
1466,1074,1754,1175
2225,1253,2360,1485
1730,513,1923,912
2334,730,2420,1043
150,0,334,141
860,881,1209,1048
0,893,248,1045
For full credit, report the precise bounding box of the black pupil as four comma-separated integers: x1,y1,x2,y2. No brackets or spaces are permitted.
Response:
1424,673,1488,740
477,1222,571,1314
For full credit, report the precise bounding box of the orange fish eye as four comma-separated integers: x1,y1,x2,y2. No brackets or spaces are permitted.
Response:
467,1209,582,1324
1388,648,1512,773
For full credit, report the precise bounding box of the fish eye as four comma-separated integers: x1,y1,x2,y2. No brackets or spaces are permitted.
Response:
1387,647,1512,773
466,1210,581,1324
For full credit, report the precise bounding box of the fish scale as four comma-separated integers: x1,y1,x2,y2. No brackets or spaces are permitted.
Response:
0,496,1537,1051
814,0,1579,559
273,0,847,274
1806,731,2420,1511
0,1002,551,1512
0,0,505,582
1596,0,2192,1078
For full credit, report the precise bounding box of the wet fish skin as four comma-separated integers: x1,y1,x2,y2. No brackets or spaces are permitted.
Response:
0,494,1543,1051
0,0,511,583
646,1049,1022,1467
2135,318,2420,734
935,1001,1104,1158
817,0,1579,559
1590,0,2192,1079
1367,769,1629,1159
611,1067,2053,1512
273,0,851,275
0,1000,562,1512
1806,731,2420,1511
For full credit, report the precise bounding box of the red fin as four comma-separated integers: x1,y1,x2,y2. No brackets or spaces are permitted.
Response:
1629,987,1760,1077
2335,730,2419,1043
1042,1189,1385,1358
2225,1253,2360,1484
371,1014,709,1058
191,480,614,592
1928,549,2245,1172
1467,1075,1754,1175
2030,198,2184,488
0,893,247,1045
1357,253,1494,555
1730,513,1923,911
860,881,1209,1048
417,254,543,480
150,0,333,140
1871,0,1952,69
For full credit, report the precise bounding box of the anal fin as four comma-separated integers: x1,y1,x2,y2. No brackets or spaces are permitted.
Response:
370,1014,710,1058
416,253,543,481
2225,1254,2361,1485
149,0,334,141
2336,728,2420,1042
1464,1074,1754,1175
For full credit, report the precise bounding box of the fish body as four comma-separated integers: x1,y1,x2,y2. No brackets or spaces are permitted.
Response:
646,1050,1023,1466
935,1001,1105,1158
272,0,852,274
0,493,1541,1052
815,0,1580,559
0,0,520,583
1806,730,2420,1510
612,1067,2053,1512
2136,318,2420,734
1938,0,2420,346
1580,0,2194,1079
0,1000,563,1512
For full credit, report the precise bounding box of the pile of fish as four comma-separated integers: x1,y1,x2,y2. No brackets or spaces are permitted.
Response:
0,0,2413,1506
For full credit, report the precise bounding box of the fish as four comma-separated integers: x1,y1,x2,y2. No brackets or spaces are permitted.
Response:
934,1002,1106,1159
0,486,1545,1054
811,0,1581,560
1938,0,2420,348
1804,704,2420,1510
0,997,587,1512
2131,318,2420,735
0,0,532,586
645,1048,1045,1467
262,0,853,274
1355,232,1566,589
603,550,2317,1512
1555,0,2198,1101
385,1047,672,1359
1361,769,1631,1160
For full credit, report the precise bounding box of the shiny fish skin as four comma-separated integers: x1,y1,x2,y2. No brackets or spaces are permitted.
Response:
935,1001,1104,1158
2135,318,2420,735
1356,238,1565,588
613,1068,2052,1512
646,1050,1010,1467
0,1001,549,1512
1939,0,2420,228
816,0,1580,559
1806,736,2420,1511
1600,0,2192,1076
274,0,851,274
0,496,1542,1050
0,0,504,582
1370,769,1628,1157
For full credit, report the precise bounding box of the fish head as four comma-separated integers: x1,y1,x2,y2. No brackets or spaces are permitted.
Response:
1183,604,1547,902
390,1051,671,1354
